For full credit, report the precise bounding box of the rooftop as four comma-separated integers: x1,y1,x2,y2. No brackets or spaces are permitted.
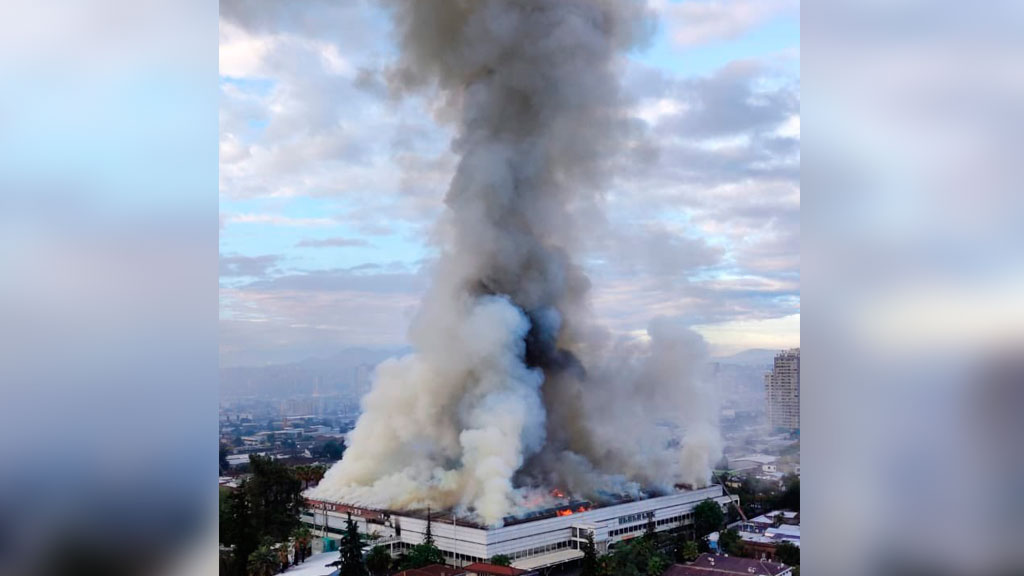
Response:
281,551,339,576
662,554,791,576
463,562,529,575
731,455,778,465
314,487,706,529
393,565,464,576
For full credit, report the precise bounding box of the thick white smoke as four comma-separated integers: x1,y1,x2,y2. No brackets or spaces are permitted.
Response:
311,0,722,526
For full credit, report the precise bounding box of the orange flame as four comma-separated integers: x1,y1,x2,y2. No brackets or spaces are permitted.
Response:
556,509,573,517
551,489,566,499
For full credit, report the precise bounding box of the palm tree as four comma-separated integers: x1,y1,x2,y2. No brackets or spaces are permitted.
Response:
294,465,310,489
292,526,313,564
309,465,326,487
275,543,290,571
247,545,278,576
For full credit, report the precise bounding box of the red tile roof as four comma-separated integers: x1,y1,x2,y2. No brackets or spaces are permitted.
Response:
463,562,528,576
662,554,791,576
394,564,465,576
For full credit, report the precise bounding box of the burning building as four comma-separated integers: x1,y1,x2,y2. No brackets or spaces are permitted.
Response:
307,0,724,563
306,485,738,571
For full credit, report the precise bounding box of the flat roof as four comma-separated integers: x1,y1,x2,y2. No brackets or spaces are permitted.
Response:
510,548,583,571
311,486,717,529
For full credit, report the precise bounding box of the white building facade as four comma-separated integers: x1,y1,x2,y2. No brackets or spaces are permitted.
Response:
305,486,737,571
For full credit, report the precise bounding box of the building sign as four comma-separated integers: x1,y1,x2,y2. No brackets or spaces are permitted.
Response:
617,511,654,525
306,499,386,521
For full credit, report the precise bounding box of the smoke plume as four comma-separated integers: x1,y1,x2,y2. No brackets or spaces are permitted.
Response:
311,0,722,526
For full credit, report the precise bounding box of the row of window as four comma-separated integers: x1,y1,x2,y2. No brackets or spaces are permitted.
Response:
617,511,655,525
608,513,692,538
391,537,571,563
504,539,572,560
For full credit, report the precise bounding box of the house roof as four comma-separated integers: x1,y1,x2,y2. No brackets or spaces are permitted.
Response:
463,562,527,575
731,455,777,464
662,554,790,576
394,564,465,576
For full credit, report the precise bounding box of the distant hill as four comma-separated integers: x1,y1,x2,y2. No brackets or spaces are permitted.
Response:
713,348,780,368
219,347,407,399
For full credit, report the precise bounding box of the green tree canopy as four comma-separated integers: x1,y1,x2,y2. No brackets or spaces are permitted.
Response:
401,512,444,570
322,439,345,461
676,540,699,563
580,532,599,576
601,537,670,576
489,554,512,566
718,529,744,556
292,526,312,564
366,545,391,576
246,544,278,576
775,541,800,567
693,500,725,540
339,513,368,576
778,477,800,512
220,455,304,576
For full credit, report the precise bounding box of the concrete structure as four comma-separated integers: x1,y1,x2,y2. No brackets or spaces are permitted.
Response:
765,349,800,432
304,486,737,571
728,455,778,473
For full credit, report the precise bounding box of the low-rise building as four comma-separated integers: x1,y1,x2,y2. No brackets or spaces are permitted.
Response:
305,486,738,571
733,510,800,561
663,554,792,576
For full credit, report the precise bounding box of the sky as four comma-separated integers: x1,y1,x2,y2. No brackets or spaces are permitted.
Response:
218,0,800,367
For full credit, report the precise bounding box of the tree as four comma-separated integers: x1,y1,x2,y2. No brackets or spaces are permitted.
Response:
275,543,290,572
676,541,699,563
402,542,444,570
322,439,344,461
602,537,669,576
338,513,368,576
220,455,305,576
246,455,305,542
292,526,312,564
424,510,435,547
646,553,668,576
774,541,800,567
693,500,725,541
718,529,744,556
490,554,512,567
222,487,258,576
309,464,326,486
220,443,231,474
580,532,599,576
246,544,278,576
643,517,657,544
778,477,800,512
366,545,391,576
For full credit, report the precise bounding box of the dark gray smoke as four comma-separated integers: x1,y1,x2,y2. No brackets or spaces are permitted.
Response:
311,0,721,526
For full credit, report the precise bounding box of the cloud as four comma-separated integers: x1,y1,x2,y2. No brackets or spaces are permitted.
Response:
224,213,336,227
295,237,372,248
217,3,800,363
656,0,797,47
219,264,428,365
219,254,281,278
